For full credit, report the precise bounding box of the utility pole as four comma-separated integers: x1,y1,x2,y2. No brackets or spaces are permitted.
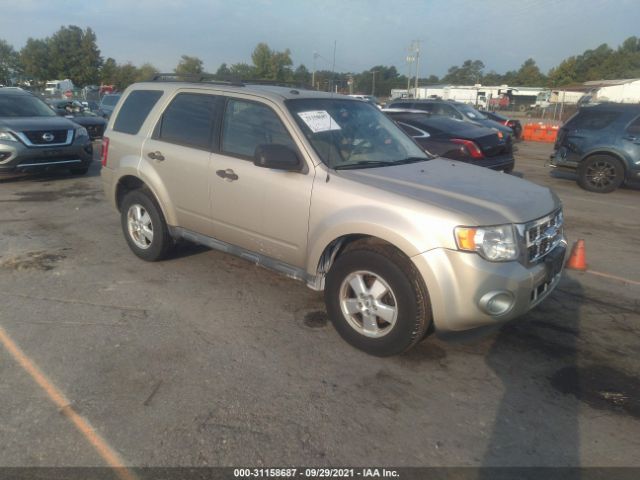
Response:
311,52,318,90
413,40,420,93
371,70,377,96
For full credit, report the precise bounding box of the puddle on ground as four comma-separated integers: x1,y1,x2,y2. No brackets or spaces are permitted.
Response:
0,251,66,271
550,365,640,418
303,310,328,328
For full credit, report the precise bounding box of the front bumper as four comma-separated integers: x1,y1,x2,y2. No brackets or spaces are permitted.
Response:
411,243,566,333
0,137,93,175
549,147,579,169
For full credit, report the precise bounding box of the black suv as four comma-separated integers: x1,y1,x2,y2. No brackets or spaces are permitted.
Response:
550,103,640,193
0,88,93,176
386,99,514,139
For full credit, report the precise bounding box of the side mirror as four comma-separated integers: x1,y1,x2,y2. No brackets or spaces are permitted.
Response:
254,144,303,172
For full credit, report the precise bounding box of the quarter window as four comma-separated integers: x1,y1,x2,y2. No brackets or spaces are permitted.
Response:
221,99,296,158
157,93,218,149
113,90,162,135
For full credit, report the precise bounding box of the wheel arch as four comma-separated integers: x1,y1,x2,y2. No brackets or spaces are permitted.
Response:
114,174,177,225
580,149,628,175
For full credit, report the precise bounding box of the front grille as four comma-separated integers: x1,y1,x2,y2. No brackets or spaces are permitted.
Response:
525,209,564,263
23,130,71,145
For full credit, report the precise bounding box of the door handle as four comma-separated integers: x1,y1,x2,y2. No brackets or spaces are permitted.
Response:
148,151,165,161
216,169,238,181
622,135,639,143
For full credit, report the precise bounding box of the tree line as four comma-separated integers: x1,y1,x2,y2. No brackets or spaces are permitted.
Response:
1,25,639,96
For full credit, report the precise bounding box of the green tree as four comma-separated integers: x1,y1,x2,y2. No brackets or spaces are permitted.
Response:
547,57,578,86
174,55,204,77
100,57,118,85
136,63,159,82
514,58,546,86
215,63,232,80
250,43,293,80
229,62,255,80
19,38,50,82
113,63,138,90
47,26,102,86
293,64,311,84
442,59,485,84
0,39,20,84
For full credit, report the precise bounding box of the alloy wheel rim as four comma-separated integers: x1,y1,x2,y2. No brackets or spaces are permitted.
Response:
339,270,398,338
127,204,154,249
586,161,616,188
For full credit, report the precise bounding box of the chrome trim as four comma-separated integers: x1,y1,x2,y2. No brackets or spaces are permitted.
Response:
169,227,322,290
530,269,562,306
516,209,564,265
18,159,82,167
13,130,74,147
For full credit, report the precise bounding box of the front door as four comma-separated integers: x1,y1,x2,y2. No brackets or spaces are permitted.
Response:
209,97,315,268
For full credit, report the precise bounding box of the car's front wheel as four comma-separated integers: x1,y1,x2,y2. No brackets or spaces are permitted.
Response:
324,244,432,356
577,154,624,193
120,189,173,261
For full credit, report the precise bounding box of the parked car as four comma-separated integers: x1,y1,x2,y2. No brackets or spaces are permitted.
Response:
98,93,122,119
550,103,640,193
484,111,523,139
102,79,565,356
384,109,514,172
387,99,514,140
349,94,381,109
48,99,108,140
0,88,93,175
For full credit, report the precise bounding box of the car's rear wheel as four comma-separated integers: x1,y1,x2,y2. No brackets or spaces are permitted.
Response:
324,244,431,356
577,155,624,193
120,189,173,261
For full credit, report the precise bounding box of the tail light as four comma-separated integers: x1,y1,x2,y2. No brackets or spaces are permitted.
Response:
101,136,110,167
451,138,484,159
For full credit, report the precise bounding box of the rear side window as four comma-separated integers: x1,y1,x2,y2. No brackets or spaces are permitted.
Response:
627,116,640,135
568,110,620,130
221,99,296,158
157,93,218,150
113,90,162,135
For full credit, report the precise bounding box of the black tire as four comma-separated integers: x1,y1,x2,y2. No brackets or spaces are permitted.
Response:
70,166,89,175
120,189,173,261
324,244,432,356
577,155,624,193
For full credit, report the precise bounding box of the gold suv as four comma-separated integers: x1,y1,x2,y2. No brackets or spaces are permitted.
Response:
101,77,566,356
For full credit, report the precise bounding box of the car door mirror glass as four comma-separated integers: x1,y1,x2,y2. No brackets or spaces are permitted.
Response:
254,144,302,171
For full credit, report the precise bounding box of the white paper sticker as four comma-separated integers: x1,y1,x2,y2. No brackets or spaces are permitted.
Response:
297,110,342,133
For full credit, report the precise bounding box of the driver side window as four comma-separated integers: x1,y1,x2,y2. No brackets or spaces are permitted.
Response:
221,99,296,159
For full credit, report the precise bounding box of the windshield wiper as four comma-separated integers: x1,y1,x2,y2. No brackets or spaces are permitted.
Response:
334,158,430,170
334,161,396,170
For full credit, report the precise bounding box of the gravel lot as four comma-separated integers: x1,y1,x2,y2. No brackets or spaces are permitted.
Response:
0,141,639,469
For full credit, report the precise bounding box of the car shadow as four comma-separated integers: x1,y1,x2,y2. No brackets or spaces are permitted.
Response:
481,274,583,475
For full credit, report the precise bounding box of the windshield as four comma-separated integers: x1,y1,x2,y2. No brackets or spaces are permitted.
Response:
101,95,121,107
0,94,57,117
457,104,487,120
286,98,429,169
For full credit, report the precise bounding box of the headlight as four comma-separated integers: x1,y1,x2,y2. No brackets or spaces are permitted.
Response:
76,126,88,138
0,131,17,142
455,224,519,262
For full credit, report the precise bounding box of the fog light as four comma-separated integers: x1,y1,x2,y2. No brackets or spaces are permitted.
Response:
479,291,515,316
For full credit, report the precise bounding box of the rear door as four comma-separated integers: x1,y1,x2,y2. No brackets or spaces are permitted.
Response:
208,96,315,268
621,114,640,164
141,91,221,236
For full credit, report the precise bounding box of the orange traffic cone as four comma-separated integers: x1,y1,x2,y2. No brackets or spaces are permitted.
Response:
566,239,587,271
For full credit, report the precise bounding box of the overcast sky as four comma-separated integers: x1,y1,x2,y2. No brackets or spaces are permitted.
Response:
0,0,637,76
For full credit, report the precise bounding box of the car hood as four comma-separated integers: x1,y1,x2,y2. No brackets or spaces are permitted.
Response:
0,116,79,131
334,158,560,225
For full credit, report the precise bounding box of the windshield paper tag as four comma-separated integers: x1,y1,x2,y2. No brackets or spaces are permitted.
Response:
297,111,341,133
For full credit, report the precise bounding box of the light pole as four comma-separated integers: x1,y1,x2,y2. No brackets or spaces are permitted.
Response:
371,70,377,96
311,52,319,90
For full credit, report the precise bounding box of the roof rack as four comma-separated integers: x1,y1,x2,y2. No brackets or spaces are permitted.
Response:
150,73,245,87
241,79,313,90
